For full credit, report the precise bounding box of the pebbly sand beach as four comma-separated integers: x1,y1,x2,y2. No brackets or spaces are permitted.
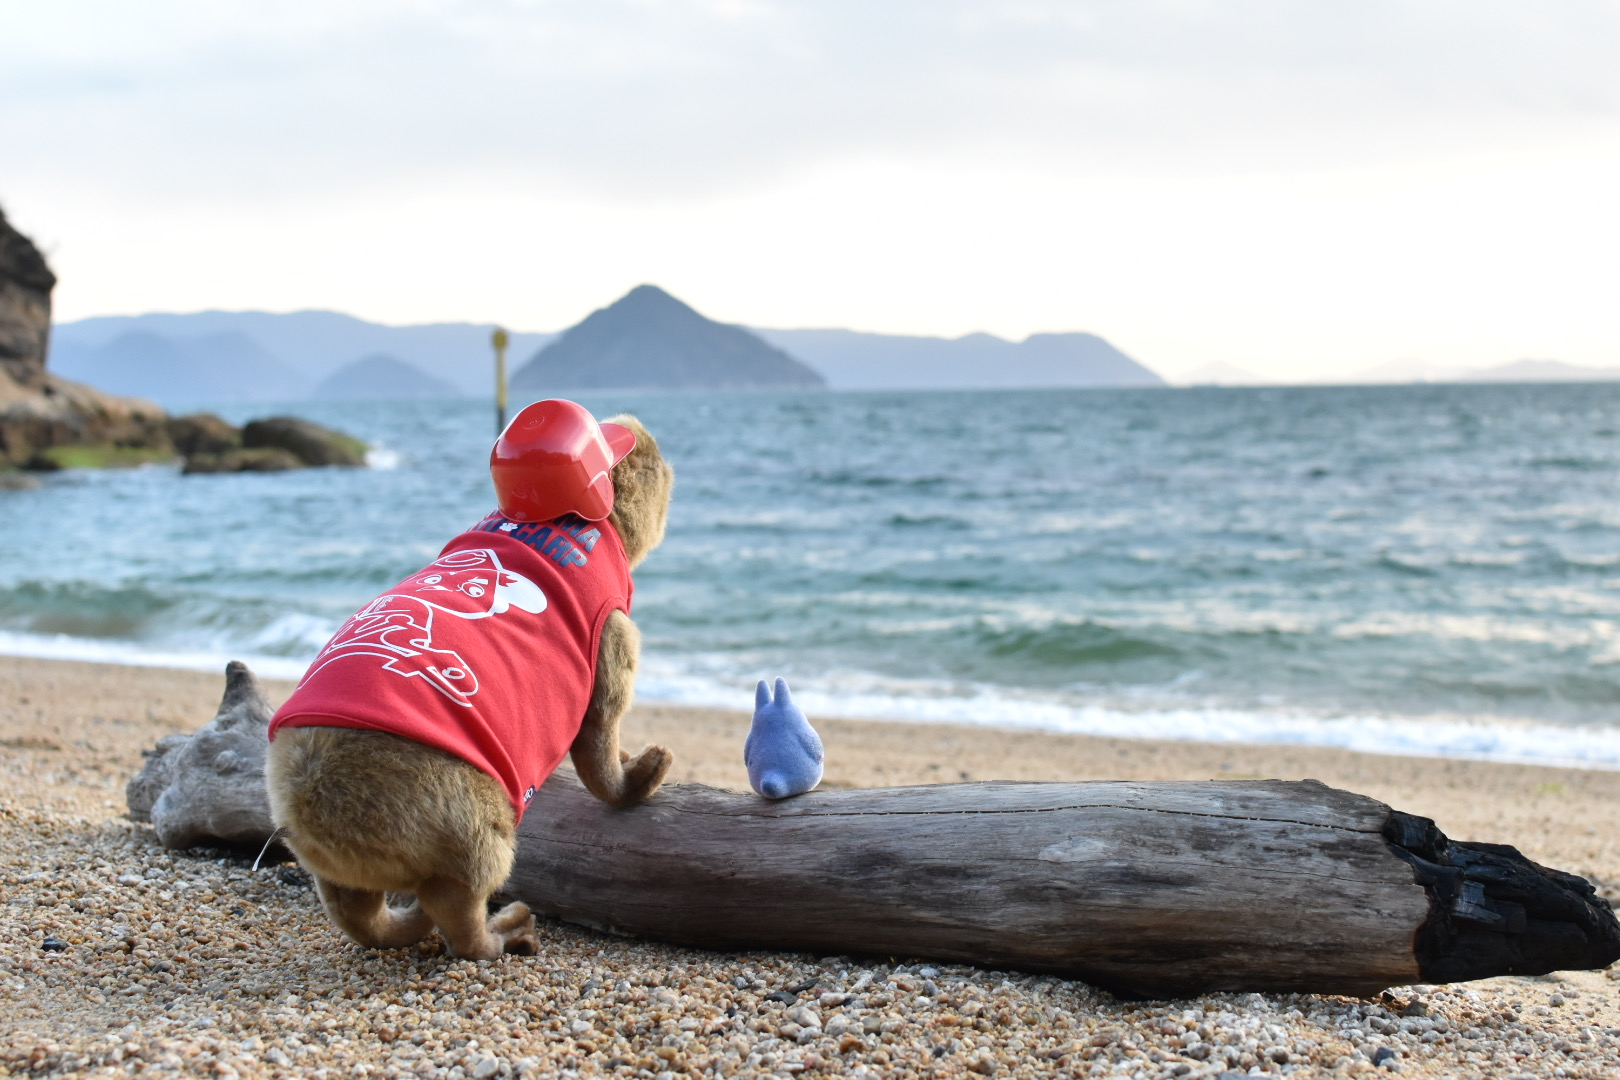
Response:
2,654,1618,1078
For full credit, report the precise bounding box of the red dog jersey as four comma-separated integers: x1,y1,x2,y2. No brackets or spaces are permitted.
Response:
269,511,633,819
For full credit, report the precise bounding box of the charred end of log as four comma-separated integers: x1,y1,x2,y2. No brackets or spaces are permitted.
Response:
1384,810,1620,984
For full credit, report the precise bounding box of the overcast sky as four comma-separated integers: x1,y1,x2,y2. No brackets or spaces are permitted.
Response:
4,0,1618,381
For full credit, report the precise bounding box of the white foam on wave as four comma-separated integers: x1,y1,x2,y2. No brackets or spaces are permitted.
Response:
636,662,1620,771
5,631,1618,771
248,612,340,655
0,631,309,683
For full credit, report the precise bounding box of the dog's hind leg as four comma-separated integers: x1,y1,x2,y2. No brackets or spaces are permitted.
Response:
314,878,435,950
414,877,540,960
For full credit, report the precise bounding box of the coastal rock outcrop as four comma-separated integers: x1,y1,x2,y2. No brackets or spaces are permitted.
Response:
178,413,368,473
0,206,54,391
242,415,367,467
1,204,368,477
1,205,173,470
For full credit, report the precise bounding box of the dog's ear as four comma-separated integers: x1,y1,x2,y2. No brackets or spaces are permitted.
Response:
604,415,674,568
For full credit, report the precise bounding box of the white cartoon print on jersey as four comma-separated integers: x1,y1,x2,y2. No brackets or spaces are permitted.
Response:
303,548,547,706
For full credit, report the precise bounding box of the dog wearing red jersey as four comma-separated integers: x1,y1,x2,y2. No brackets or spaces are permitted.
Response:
265,406,674,959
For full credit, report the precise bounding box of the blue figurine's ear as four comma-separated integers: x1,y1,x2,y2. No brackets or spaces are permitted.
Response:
774,677,793,708
755,680,773,710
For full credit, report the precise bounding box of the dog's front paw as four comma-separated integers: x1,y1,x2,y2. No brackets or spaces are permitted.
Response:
621,744,673,805
488,901,540,956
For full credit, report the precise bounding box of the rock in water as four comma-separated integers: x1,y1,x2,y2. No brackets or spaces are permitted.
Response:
126,661,278,849
745,677,825,799
170,411,369,473
166,412,243,458
242,415,367,467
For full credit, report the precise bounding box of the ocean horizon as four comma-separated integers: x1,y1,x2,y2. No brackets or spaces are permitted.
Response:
6,383,1620,771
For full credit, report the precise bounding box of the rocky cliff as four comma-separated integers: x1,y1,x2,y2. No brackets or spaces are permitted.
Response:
0,206,172,470
0,207,54,391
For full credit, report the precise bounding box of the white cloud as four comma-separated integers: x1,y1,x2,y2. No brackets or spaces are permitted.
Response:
3,0,1619,377
7,1,1616,198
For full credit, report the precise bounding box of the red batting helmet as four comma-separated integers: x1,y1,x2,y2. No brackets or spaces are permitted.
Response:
490,399,637,522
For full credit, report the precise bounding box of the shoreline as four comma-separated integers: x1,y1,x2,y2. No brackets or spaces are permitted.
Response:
3,653,1619,1078
4,633,1620,774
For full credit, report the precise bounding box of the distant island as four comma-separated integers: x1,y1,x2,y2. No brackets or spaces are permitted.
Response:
511,285,824,394
47,287,1615,407
1178,358,1620,387
755,327,1163,391
48,288,1166,406
50,312,551,406
314,354,459,400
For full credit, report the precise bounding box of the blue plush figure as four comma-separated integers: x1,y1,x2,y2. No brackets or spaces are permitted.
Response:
745,677,824,799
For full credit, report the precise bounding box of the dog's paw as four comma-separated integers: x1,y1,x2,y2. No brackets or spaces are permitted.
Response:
489,901,539,956
621,744,673,804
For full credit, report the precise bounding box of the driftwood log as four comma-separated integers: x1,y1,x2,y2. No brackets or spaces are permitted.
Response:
133,664,1620,998
508,772,1620,998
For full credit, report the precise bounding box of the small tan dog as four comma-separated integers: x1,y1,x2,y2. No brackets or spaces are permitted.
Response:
266,404,674,959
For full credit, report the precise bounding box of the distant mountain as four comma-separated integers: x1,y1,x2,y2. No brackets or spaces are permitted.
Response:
1453,359,1620,383
1326,358,1477,385
1325,357,1620,386
753,327,1164,390
1175,362,1275,387
53,303,1614,399
313,354,460,400
511,285,825,395
52,300,1159,399
50,330,310,406
52,310,553,397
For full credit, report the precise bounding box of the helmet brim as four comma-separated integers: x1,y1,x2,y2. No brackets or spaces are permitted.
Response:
601,422,637,466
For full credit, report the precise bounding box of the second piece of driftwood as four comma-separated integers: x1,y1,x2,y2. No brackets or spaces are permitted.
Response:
130,663,1620,998
125,661,277,849
509,770,1620,999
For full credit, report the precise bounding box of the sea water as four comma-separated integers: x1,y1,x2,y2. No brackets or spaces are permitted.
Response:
5,383,1620,769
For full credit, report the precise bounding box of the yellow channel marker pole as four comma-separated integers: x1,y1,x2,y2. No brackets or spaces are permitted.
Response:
492,326,510,435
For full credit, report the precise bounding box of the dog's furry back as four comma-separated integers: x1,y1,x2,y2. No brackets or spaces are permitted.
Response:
267,727,515,898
